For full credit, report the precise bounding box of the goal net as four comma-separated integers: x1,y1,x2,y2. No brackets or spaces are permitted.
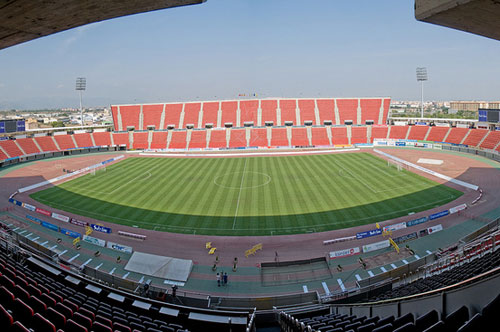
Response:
387,159,407,172
90,165,106,176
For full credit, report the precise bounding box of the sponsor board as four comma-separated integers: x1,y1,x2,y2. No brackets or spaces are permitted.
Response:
41,221,59,232
22,203,36,211
449,203,467,214
60,228,81,239
356,229,382,240
51,212,69,223
429,210,449,220
70,218,88,227
14,200,22,206
26,215,42,225
106,241,133,254
362,240,390,253
406,216,428,227
82,235,106,247
395,141,406,147
383,222,407,233
36,207,51,217
329,247,360,259
427,224,443,234
393,232,418,244
91,224,112,234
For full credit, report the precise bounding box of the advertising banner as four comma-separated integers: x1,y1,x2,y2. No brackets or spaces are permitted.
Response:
22,203,36,211
106,241,133,254
41,221,59,232
429,210,449,220
91,224,112,234
26,215,42,225
82,235,106,247
393,232,418,244
36,207,51,217
356,229,382,240
427,224,443,234
362,240,390,253
329,247,360,259
51,212,69,223
60,228,81,239
383,222,407,233
70,218,88,227
449,203,467,214
406,216,428,227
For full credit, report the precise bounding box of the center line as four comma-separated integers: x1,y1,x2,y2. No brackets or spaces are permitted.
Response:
232,158,248,230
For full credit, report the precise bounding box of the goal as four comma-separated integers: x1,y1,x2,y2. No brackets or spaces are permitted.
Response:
387,159,408,172
90,166,106,176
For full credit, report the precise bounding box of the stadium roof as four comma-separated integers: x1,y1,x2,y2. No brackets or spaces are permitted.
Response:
415,0,500,41
0,0,205,50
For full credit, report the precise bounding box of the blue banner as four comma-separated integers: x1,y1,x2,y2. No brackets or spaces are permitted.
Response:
395,141,406,146
8,198,14,203
16,121,25,132
356,228,382,240
0,122,4,133
41,221,59,232
406,216,428,227
26,215,42,225
429,210,450,220
60,228,81,238
91,224,112,234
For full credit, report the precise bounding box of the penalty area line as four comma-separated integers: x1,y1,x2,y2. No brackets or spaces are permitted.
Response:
232,158,248,230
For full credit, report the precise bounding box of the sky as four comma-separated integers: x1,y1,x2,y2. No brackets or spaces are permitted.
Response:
0,0,499,109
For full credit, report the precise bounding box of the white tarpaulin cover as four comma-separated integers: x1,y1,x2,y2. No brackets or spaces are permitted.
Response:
124,252,193,282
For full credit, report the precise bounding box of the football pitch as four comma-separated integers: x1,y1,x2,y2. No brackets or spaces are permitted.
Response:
30,153,463,236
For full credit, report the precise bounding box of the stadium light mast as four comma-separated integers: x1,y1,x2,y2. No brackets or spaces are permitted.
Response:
76,77,86,127
416,67,428,119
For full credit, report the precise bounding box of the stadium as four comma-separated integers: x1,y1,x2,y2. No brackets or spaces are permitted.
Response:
1,1,500,332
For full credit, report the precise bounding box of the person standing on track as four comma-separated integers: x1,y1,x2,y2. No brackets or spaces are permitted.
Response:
216,272,221,287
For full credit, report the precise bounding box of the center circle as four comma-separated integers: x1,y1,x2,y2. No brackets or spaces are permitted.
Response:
214,172,272,189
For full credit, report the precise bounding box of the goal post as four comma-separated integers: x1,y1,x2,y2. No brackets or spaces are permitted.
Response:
387,159,407,172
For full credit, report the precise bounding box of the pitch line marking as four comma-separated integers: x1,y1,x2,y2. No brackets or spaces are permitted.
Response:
233,158,248,230
213,172,271,189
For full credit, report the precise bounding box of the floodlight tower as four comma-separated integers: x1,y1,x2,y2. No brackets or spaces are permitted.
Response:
76,77,86,127
416,67,428,119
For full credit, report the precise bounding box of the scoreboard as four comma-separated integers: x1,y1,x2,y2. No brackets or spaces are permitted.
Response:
478,109,500,123
0,119,25,133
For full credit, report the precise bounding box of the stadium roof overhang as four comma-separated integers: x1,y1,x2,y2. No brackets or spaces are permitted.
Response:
0,0,205,50
415,0,500,41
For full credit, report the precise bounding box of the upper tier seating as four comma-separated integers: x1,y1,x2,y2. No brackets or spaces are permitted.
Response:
111,106,121,131
169,131,187,149
407,125,429,140
54,135,76,150
0,148,9,160
119,105,140,130
360,99,381,124
34,136,58,152
271,128,288,147
188,130,207,149
221,101,237,127
311,127,330,146
133,132,148,149
150,131,167,149
201,102,219,128
92,132,112,146
73,133,93,148
337,99,358,125
462,129,488,146
280,100,297,125
389,125,409,139
317,99,335,125
111,133,129,148
249,128,268,147
351,126,368,144
371,126,389,142
381,98,390,124
445,127,469,145
142,104,163,130
15,138,40,155
229,129,246,148
291,127,309,146
240,100,258,126
183,103,201,129
208,129,227,148
298,99,316,125
261,100,277,125
426,126,449,142
163,104,183,128
0,140,23,158
332,127,348,145
479,130,500,150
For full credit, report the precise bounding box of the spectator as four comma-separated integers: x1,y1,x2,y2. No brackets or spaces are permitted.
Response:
223,272,228,285
216,272,220,287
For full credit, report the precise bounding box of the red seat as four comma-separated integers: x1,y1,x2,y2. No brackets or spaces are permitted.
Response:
0,304,13,328
55,302,73,319
95,314,113,328
41,293,56,308
14,284,31,301
27,284,42,297
73,311,92,330
10,321,30,332
29,295,47,313
113,321,132,332
93,321,113,332
0,285,15,306
12,298,34,327
0,274,15,288
33,312,56,332
63,299,79,312
66,318,88,332
45,307,66,330
78,307,95,321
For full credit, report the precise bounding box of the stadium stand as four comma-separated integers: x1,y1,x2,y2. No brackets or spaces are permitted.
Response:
0,149,8,160
298,99,316,125
142,104,164,130
150,131,168,149
119,105,141,130
201,102,219,128
249,128,268,147
445,127,469,145
331,127,349,145
311,127,330,146
163,103,183,129
0,140,24,158
53,134,76,150
92,132,112,146
462,129,488,146
337,99,358,125
317,99,335,125
280,99,297,125
240,100,258,126
261,100,277,125
360,99,382,124
169,131,187,149
371,126,389,142
111,132,129,148
426,126,449,142
188,130,207,149
407,125,429,141
229,129,246,148
271,128,288,147
15,138,40,155
111,106,121,131
133,132,149,149
221,101,237,127
479,130,500,150
389,125,409,140
351,126,368,144
73,133,93,148
291,127,309,146
34,136,58,152
183,103,201,128
381,98,390,124
208,129,227,148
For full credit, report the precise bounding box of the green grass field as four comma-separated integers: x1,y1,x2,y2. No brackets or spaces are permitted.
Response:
30,153,463,236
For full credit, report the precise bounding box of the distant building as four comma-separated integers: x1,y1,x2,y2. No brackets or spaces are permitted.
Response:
449,101,500,113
